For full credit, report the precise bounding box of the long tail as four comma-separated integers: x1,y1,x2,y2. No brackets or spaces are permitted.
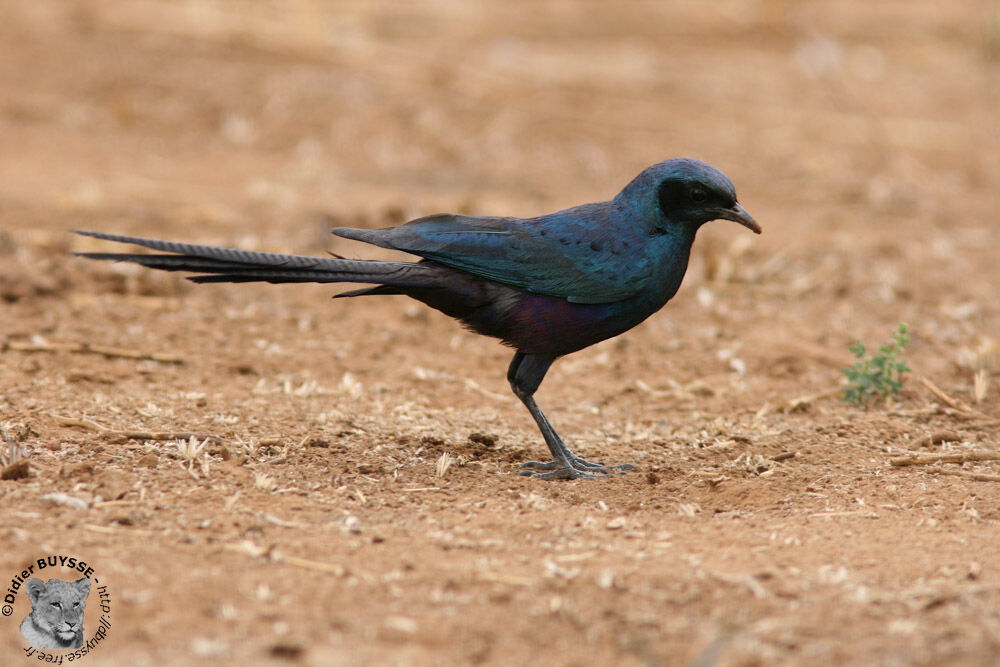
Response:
72,230,438,290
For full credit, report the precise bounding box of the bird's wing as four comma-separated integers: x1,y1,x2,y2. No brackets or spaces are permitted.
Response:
331,204,652,304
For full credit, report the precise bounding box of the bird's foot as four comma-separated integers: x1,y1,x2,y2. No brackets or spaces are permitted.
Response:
519,457,636,479
518,464,607,480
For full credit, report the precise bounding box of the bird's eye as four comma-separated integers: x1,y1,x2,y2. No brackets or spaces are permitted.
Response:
689,188,708,203
51,602,61,608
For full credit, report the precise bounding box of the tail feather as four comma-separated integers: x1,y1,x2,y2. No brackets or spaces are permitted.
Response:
72,230,435,288
75,230,345,269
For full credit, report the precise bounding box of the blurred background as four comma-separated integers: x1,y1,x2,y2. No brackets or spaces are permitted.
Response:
3,1,997,227
4,0,998,323
3,0,998,361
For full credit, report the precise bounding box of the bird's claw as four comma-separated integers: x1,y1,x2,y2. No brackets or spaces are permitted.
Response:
519,466,606,480
519,460,562,471
519,458,636,479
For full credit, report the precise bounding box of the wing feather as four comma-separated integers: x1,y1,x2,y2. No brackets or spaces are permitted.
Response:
331,204,650,304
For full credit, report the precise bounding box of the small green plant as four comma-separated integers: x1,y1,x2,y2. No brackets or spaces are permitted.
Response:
842,323,911,406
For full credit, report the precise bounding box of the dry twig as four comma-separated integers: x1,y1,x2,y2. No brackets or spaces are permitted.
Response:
890,450,1000,467
117,430,223,444
49,415,283,449
225,541,346,576
919,377,989,419
4,339,183,364
49,415,107,432
52,414,223,443
928,468,1000,483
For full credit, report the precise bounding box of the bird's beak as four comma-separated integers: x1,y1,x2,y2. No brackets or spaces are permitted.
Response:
713,203,761,234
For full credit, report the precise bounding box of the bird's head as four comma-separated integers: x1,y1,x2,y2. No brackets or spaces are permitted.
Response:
617,158,760,236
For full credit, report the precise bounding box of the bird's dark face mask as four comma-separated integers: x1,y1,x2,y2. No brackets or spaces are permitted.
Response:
656,178,760,235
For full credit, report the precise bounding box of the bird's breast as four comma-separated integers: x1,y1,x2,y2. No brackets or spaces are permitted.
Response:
468,290,664,356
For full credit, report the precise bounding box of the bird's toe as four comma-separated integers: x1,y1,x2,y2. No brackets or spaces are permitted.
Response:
568,456,637,473
519,457,635,479
523,466,606,481
519,460,561,471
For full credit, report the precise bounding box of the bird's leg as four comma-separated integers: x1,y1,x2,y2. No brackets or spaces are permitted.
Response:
507,352,636,479
525,402,637,473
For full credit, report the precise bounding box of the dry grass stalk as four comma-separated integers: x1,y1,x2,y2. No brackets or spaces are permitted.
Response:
176,436,207,461
115,430,223,444
435,452,454,479
225,541,346,576
970,338,998,372
52,414,280,452
51,413,223,442
49,415,107,432
890,450,1000,467
4,338,183,364
973,369,989,403
928,468,1000,482
919,377,989,419
253,471,276,491
175,436,211,477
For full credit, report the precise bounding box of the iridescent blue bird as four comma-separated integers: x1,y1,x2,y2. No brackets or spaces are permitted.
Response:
75,158,760,479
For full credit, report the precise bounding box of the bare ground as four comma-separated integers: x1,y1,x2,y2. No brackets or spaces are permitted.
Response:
1,1,999,665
